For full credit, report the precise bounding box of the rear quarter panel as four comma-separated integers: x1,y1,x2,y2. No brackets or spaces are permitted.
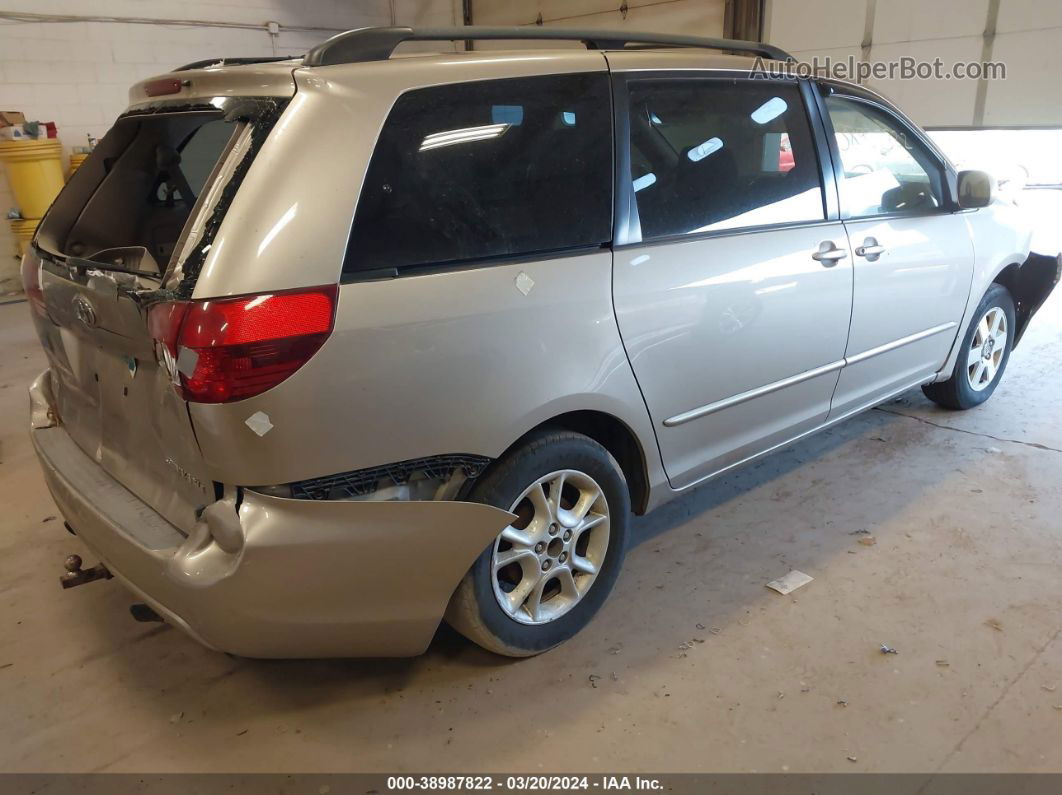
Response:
189,253,666,498
186,51,667,501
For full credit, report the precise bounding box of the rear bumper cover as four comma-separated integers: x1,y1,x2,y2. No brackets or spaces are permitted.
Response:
29,371,513,658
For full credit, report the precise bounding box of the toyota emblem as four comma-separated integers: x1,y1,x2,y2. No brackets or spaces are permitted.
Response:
72,295,97,328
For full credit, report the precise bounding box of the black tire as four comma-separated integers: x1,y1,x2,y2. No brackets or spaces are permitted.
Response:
445,430,630,657
922,283,1016,410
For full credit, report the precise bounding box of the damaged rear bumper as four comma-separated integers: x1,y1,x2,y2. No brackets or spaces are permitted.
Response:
29,374,513,658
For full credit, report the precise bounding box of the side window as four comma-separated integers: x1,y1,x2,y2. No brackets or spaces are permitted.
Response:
626,80,825,240
345,73,612,275
825,95,944,218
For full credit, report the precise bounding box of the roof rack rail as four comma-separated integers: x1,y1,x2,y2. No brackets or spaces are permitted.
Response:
175,55,294,72
302,26,793,67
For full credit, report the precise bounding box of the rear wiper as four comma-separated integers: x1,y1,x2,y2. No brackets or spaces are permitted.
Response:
66,255,162,280
36,244,164,281
39,249,174,307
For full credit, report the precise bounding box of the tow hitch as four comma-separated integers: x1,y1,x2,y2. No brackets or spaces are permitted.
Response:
60,554,112,589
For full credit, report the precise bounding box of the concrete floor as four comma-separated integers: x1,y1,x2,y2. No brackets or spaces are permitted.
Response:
1,278,1061,774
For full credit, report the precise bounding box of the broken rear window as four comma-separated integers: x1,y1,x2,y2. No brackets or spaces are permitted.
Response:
35,98,283,291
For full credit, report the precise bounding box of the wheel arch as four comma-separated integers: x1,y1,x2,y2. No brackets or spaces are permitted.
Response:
991,253,1061,347
492,410,652,516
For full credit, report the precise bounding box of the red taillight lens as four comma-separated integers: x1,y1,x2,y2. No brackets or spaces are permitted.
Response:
20,256,48,318
144,77,183,97
147,300,188,358
149,285,337,404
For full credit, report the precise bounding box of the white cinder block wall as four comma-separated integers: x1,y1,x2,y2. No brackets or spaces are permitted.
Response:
0,0,460,293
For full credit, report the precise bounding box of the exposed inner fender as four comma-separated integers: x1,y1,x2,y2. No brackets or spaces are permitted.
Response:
995,252,1061,347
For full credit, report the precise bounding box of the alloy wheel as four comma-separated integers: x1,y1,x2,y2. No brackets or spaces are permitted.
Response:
491,469,610,625
967,306,1007,392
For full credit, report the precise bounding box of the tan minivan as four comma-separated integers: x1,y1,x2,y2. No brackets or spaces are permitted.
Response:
23,27,1058,658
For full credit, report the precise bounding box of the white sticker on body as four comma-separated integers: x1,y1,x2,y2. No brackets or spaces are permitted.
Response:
245,411,274,437
515,271,535,296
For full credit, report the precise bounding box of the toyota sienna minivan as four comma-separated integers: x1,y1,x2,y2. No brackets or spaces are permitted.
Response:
22,27,1059,658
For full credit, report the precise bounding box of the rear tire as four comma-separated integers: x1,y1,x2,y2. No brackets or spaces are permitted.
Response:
922,283,1015,410
445,430,630,657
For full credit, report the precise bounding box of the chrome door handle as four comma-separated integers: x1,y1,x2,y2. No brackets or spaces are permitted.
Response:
855,238,886,260
855,244,885,257
812,242,848,266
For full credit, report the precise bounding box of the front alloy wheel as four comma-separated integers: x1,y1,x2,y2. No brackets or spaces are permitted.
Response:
923,282,1015,410
966,306,1007,392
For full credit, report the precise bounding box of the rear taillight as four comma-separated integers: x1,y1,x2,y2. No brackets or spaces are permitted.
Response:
149,285,337,404
20,256,48,318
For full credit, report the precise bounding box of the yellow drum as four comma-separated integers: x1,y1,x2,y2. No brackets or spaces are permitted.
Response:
10,217,39,257
67,151,89,178
0,139,64,219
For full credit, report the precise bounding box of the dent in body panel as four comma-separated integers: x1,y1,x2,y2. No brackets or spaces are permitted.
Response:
188,252,667,502
33,419,516,657
29,370,58,429
205,493,516,657
169,492,517,657
35,263,213,534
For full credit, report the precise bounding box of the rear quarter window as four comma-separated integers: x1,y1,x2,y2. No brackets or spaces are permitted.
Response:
344,72,613,276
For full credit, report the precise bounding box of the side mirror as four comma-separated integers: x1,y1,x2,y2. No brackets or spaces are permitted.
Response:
957,170,994,209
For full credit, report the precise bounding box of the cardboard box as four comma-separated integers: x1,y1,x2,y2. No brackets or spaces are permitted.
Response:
0,111,26,128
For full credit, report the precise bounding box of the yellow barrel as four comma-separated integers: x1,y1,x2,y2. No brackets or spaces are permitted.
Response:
10,217,39,257
67,151,89,178
0,139,64,219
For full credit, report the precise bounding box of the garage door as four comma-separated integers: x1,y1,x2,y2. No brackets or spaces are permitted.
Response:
472,0,726,47
765,0,1062,128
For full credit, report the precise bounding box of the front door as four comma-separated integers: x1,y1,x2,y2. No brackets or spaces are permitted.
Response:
818,87,975,417
611,75,854,489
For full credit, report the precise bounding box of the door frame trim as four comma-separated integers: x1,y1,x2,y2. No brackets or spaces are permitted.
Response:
663,359,845,427
663,321,957,428
671,370,937,493
844,321,958,365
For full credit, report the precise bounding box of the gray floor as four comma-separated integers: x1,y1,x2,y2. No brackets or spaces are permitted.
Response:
1,271,1060,773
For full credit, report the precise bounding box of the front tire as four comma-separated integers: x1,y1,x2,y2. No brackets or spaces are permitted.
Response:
923,283,1015,410
445,430,630,657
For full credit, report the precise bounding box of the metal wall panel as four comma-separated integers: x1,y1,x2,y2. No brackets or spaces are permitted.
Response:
765,0,1062,128
471,0,726,49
